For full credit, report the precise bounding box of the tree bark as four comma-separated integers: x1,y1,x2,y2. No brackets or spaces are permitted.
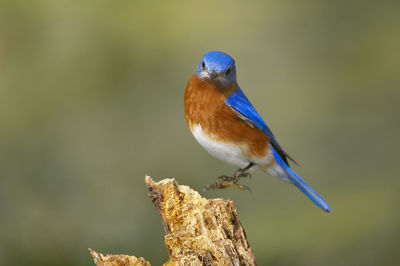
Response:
89,176,257,266
89,248,151,266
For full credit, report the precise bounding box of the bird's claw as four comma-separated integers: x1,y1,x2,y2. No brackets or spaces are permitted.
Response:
204,181,251,192
204,169,252,192
217,171,251,182
217,175,234,182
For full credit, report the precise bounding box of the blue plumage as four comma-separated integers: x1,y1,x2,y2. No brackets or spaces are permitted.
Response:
225,87,295,166
272,147,332,212
200,51,234,72
225,87,331,212
225,87,274,138
195,51,237,87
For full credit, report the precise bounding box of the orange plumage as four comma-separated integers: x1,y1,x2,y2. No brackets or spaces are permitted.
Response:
184,74,270,159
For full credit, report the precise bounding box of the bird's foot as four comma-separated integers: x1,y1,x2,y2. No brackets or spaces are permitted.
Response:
204,181,251,191
204,168,252,192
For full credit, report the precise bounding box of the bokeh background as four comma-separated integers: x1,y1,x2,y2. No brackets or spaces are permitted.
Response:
1,0,399,265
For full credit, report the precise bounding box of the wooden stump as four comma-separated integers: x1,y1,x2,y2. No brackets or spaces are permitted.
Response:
89,249,151,266
89,176,257,266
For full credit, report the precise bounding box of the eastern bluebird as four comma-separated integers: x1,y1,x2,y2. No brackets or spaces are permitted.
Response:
184,51,331,212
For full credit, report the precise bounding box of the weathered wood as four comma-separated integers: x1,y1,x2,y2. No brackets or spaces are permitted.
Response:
89,248,151,266
89,176,257,266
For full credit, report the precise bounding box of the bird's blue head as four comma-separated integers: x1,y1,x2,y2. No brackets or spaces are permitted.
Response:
195,51,236,87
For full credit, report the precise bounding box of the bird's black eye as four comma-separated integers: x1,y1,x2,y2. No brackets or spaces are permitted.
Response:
226,67,232,75
201,61,206,70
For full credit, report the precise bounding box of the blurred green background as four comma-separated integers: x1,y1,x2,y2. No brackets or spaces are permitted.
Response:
1,0,399,265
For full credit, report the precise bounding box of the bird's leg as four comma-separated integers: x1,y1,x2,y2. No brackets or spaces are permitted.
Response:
204,163,255,191
219,162,255,182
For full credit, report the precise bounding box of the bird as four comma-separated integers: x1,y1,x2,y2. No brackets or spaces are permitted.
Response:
184,51,331,213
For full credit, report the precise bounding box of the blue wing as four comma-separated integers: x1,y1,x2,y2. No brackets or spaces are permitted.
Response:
225,86,296,165
225,87,331,212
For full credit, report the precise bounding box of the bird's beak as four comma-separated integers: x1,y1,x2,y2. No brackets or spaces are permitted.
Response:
207,70,217,80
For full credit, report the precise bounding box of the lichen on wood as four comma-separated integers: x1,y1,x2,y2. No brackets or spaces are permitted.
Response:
89,176,257,266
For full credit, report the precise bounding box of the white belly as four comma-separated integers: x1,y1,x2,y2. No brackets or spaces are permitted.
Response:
191,124,272,169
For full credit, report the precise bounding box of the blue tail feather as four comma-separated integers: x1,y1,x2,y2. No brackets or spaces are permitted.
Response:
271,148,332,213
285,166,332,213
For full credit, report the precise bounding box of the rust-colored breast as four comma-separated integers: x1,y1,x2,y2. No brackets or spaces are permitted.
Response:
184,74,270,159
